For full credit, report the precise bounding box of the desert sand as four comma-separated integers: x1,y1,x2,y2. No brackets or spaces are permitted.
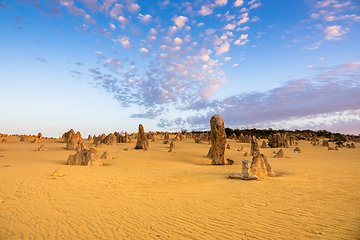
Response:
0,135,359,239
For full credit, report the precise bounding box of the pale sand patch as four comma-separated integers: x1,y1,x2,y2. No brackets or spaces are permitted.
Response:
0,137,359,239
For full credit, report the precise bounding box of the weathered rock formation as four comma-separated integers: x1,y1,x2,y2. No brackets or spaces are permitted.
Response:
293,147,301,153
100,151,112,159
168,141,175,153
226,144,231,149
250,154,276,177
135,124,149,150
209,115,226,165
229,160,258,180
66,148,103,166
163,132,170,144
20,136,28,141
261,140,267,148
104,133,117,145
268,133,288,148
66,136,77,150
238,133,246,143
36,145,47,152
250,136,260,156
207,147,213,158
274,149,285,158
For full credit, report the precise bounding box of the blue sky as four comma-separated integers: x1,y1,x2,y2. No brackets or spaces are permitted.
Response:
1,0,359,137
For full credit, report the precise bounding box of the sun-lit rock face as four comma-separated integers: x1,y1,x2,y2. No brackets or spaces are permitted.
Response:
250,154,276,177
104,133,117,145
66,148,103,166
135,124,149,150
209,114,226,165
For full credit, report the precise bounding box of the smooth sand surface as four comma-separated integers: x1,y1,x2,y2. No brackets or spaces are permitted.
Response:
0,136,359,239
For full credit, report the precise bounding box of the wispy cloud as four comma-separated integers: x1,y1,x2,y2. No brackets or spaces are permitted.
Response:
149,60,360,131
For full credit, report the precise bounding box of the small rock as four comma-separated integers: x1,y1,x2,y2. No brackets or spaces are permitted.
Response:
226,158,234,165
293,147,301,153
53,171,62,177
100,151,112,159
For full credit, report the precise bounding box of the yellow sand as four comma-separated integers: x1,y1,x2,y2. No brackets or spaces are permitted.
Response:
0,136,359,239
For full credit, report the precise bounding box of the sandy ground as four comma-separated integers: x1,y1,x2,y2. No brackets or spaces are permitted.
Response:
0,135,359,239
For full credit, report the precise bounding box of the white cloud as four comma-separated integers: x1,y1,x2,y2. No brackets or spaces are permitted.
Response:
199,5,213,16
110,3,124,18
127,3,140,13
248,0,261,9
109,23,116,30
224,23,236,30
237,26,249,31
166,26,177,36
199,48,212,61
117,16,128,25
215,0,227,6
174,37,183,46
324,25,347,40
197,22,204,27
84,14,96,24
113,35,131,49
234,34,249,45
160,0,170,8
205,28,216,35
104,58,121,68
251,16,260,22
149,28,157,36
238,13,249,25
233,63,238,67
225,31,234,36
215,42,230,55
138,14,152,24
224,57,231,61
140,47,149,56
234,0,244,7
172,15,188,29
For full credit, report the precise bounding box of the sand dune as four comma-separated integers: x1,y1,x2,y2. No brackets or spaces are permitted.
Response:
0,136,359,239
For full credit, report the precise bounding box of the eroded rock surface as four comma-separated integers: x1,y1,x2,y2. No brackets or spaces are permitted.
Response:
209,114,226,165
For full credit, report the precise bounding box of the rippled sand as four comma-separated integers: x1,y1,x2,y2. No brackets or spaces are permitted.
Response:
0,136,359,239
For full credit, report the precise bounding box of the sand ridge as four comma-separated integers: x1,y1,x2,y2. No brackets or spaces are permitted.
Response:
0,136,359,239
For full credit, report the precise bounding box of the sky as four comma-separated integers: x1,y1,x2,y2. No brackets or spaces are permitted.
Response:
0,0,360,137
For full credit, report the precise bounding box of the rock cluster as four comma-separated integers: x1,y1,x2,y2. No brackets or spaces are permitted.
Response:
268,133,289,148
66,148,103,166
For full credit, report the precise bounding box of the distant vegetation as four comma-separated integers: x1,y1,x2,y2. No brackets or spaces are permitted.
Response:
189,128,359,142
